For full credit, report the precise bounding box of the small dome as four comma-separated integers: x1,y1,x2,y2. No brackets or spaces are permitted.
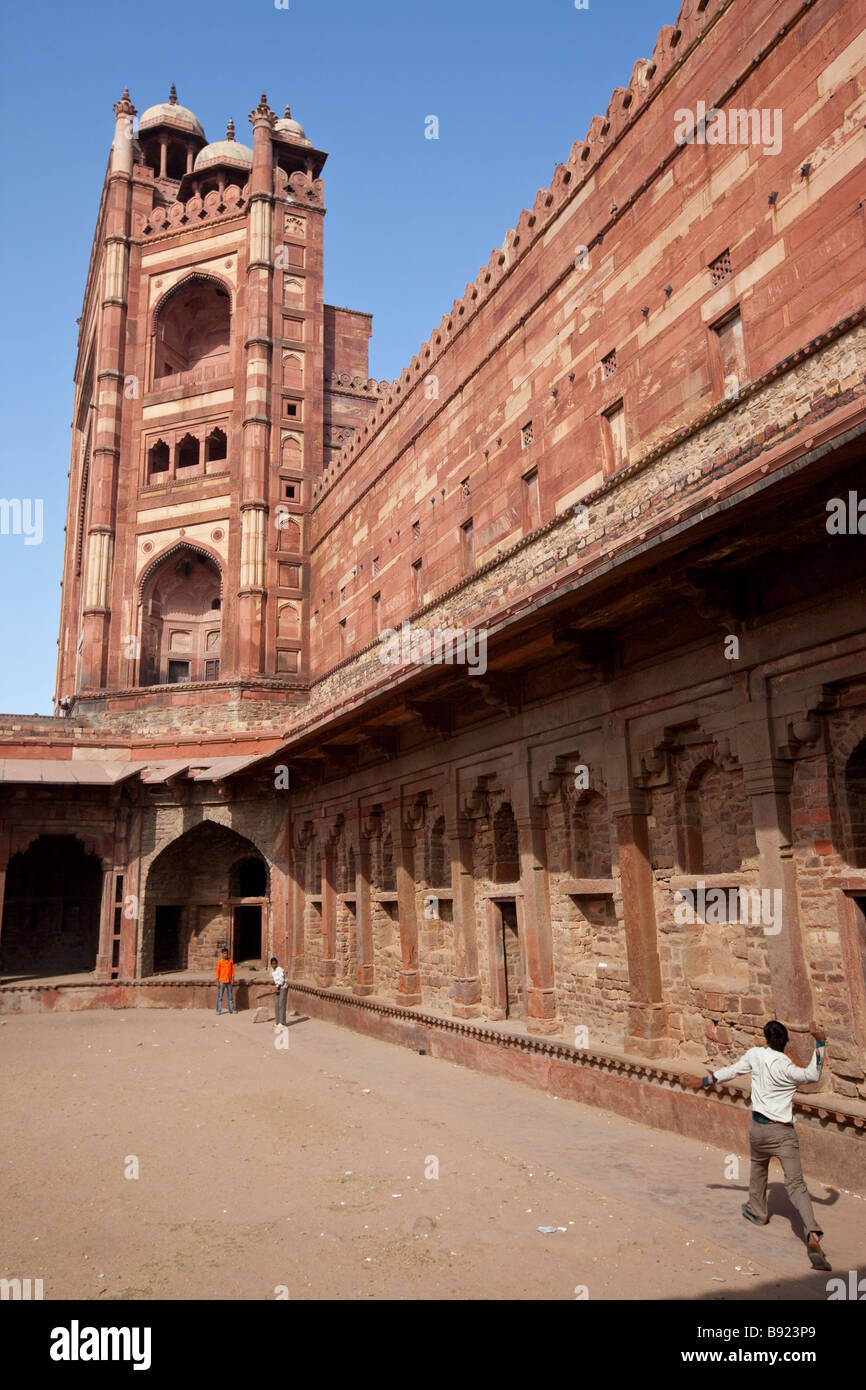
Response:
274,105,310,144
139,86,205,139
194,132,253,172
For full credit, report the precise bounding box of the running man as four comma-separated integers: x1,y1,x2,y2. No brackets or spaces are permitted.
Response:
701,1019,830,1270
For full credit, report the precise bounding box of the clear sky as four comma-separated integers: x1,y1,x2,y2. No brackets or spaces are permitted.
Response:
0,0,676,714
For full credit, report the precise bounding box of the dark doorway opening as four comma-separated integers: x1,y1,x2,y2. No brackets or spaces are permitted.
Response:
490,897,524,1019
0,835,101,979
853,896,866,1016
154,905,183,972
231,856,267,898
234,905,261,963
500,900,524,1018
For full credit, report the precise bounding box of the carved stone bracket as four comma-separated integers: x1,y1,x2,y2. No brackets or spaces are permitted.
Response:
475,673,522,717
776,684,838,760
408,700,454,739
404,792,428,833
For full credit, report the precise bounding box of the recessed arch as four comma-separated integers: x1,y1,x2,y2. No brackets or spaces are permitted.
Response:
138,543,223,687
151,273,233,385
844,738,866,867
1,835,102,979
150,270,235,335
137,538,224,602
144,821,270,973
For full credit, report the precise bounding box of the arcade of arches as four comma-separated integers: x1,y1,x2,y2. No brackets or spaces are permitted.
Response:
2,728,866,1106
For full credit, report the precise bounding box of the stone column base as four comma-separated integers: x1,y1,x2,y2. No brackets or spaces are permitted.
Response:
452,1000,483,1019
316,959,336,988
625,1001,674,1059
353,963,375,997
527,1016,564,1036
526,985,559,1023
397,969,422,1005
451,975,482,1017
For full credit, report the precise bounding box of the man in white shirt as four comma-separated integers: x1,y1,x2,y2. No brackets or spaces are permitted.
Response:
270,955,288,1030
700,1019,830,1271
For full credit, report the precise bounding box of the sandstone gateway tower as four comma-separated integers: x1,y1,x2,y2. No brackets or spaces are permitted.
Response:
1,0,864,1185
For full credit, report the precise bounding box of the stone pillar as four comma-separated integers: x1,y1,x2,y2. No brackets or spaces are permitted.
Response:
353,824,375,995
743,760,813,1028
736,680,813,1032
119,807,142,980
289,829,306,979
266,865,286,965
319,838,337,986
392,807,422,1005
235,94,276,678
445,793,482,1017
514,795,561,1035
611,787,671,1058
158,137,167,178
79,89,135,692
94,859,117,982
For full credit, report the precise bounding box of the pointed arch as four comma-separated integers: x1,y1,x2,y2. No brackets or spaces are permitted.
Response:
137,543,223,687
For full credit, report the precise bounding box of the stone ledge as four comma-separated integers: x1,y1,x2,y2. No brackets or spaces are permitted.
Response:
280,980,866,1193
1,975,862,1189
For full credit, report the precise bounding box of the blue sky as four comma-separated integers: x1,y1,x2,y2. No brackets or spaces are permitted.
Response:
0,0,675,714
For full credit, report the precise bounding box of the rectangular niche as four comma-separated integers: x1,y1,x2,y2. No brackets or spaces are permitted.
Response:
563,878,616,929
568,894,617,930
276,648,299,673
278,563,301,588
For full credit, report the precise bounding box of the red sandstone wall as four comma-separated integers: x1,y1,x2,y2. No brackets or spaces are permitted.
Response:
308,0,865,677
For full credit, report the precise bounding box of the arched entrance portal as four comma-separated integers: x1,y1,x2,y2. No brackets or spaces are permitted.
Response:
0,836,101,979
144,822,269,975
139,546,222,688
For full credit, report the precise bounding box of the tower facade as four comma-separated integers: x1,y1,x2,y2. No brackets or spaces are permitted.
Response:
56,88,378,724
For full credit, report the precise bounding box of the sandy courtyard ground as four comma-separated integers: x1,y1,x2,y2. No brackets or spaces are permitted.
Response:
1,1007,863,1301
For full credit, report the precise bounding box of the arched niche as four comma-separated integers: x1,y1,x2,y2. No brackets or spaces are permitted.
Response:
153,276,231,385
139,545,222,687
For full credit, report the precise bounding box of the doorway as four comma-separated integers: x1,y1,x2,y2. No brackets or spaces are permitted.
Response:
154,905,183,972
0,836,102,979
490,897,525,1019
234,905,262,963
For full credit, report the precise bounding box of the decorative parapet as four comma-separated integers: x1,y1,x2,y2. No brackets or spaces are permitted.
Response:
134,182,250,238
326,372,384,398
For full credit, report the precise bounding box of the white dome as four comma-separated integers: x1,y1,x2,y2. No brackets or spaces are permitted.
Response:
275,107,310,145
139,89,205,140
194,139,253,172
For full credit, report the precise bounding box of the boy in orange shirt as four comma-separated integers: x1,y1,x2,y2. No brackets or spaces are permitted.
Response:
215,948,235,1014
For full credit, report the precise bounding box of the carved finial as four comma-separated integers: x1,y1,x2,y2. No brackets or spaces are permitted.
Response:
284,105,291,119
113,87,137,118
169,84,178,105
226,118,235,141
248,92,275,125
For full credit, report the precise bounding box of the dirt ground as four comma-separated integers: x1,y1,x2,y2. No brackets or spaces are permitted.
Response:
1,1007,863,1301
